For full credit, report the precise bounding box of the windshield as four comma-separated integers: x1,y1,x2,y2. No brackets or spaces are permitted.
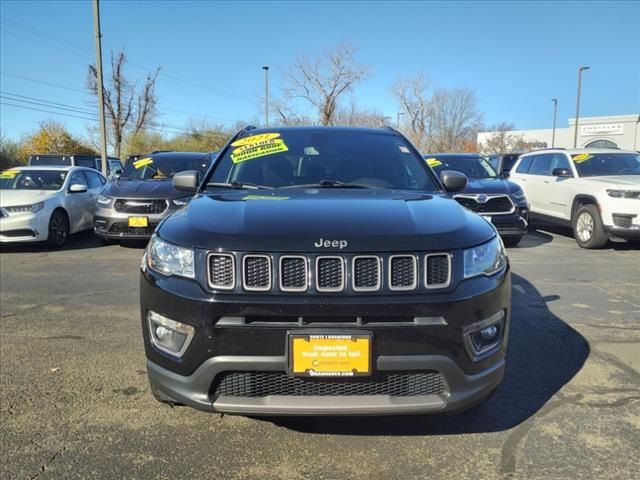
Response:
572,152,640,177
120,154,210,180
207,130,439,191
426,155,498,179
0,169,67,190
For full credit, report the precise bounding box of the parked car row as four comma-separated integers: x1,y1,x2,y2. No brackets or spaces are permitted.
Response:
0,151,214,247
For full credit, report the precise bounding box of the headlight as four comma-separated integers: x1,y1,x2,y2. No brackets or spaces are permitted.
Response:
607,189,640,199
147,311,194,358
5,202,44,213
147,235,195,278
464,236,506,278
97,194,113,206
172,197,191,207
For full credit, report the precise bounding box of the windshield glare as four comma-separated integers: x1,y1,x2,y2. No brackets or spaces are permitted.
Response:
427,156,497,179
0,170,67,190
208,131,439,191
121,155,210,180
573,153,640,177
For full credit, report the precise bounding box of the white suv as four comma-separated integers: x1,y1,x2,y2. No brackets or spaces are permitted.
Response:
510,148,639,249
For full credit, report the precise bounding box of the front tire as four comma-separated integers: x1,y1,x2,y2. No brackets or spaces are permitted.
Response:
503,236,523,247
46,209,70,248
573,204,608,249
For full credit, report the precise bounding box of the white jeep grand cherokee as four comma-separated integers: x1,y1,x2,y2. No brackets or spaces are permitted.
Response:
509,148,639,249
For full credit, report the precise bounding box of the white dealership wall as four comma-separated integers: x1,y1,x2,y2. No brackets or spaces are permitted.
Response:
478,114,640,151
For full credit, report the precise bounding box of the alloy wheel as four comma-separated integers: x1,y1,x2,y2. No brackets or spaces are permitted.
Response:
576,212,593,242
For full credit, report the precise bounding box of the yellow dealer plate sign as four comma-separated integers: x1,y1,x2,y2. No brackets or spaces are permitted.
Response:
128,216,149,227
289,334,372,377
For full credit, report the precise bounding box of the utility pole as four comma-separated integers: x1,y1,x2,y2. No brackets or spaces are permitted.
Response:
551,98,558,148
573,66,590,148
262,66,269,128
92,0,108,175
396,111,405,129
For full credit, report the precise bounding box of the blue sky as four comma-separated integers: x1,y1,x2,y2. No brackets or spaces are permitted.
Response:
1,0,638,142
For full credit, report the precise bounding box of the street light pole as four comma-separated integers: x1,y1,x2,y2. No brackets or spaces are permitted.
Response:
551,98,558,148
262,66,269,128
573,66,590,148
92,0,108,175
396,111,405,129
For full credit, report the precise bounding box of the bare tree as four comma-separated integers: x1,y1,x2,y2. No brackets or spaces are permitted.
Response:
392,74,431,148
88,49,161,158
333,99,387,127
283,43,369,125
479,122,546,154
427,88,484,152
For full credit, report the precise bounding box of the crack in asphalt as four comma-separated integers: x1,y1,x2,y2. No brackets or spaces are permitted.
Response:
29,446,66,480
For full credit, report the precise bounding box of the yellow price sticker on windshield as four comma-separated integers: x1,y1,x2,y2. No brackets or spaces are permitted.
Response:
425,158,442,167
231,133,280,147
572,153,593,164
0,169,20,179
133,158,153,169
231,138,289,164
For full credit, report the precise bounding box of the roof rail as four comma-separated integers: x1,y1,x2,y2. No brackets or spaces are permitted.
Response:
243,125,257,132
382,125,401,134
151,150,173,154
529,147,565,151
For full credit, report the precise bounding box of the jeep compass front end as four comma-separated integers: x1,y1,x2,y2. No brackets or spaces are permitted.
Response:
140,126,511,415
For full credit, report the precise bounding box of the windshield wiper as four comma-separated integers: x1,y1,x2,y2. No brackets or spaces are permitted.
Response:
281,180,374,189
206,181,272,190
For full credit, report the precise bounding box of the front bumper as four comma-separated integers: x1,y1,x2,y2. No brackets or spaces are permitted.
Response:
483,211,528,239
0,210,50,243
604,224,640,240
94,203,178,240
141,262,511,415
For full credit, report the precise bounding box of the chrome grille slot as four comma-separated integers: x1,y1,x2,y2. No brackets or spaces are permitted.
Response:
425,254,451,288
454,195,514,214
113,199,168,214
316,256,345,292
207,253,235,290
352,256,381,292
279,256,308,292
389,255,417,291
242,255,271,291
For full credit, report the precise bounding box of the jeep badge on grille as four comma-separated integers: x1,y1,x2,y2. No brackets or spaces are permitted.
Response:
314,238,348,249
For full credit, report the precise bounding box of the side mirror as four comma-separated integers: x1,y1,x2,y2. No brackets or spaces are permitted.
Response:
173,170,200,192
68,183,88,193
552,168,572,177
500,170,510,179
439,170,468,193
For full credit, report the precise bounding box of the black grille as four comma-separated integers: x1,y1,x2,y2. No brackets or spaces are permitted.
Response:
280,257,307,291
108,222,158,236
317,257,344,291
426,254,450,287
455,196,513,213
113,199,167,214
390,256,416,289
212,371,446,397
243,256,271,290
612,215,633,229
208,254,234,289
353,257,380,290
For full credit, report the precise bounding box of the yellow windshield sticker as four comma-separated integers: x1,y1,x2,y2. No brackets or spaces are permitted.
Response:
133,157,153,169
242,195,289,201
425,158,442,167
231,137,289,164
572,153,593,164
0,169,20,179
231,133,280,147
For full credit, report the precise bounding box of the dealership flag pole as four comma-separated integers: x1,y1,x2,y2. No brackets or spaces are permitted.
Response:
93,0,108,176
573,66,590,148
552,98,558,148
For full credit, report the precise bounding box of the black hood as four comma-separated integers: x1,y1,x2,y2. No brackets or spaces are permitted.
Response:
158,189,496,252
103,178,183,199
461,178,521,195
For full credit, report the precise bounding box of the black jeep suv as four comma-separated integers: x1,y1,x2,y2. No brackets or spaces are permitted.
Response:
141,126,511,415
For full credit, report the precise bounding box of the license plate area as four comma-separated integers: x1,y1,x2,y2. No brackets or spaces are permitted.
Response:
128,216,149,227
288,331,372,377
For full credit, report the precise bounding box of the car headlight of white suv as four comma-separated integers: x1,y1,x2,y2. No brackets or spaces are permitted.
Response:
147,235,195,278
607,189,640,199
464,236,507,278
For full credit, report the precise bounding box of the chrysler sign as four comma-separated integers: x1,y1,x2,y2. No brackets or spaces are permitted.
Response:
580,124,624,136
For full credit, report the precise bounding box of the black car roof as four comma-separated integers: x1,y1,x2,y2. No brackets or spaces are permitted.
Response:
148,151,210,160
238,126,400,136
423,153,483,159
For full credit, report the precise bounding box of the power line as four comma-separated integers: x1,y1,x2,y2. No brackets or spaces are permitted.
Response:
0,72,89,94
1,101,98,121
1,91,97,116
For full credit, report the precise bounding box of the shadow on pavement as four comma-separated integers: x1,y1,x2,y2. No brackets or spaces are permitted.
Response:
531,222,639,251
0,230,103,253
508,230,553,249
264,273,590,435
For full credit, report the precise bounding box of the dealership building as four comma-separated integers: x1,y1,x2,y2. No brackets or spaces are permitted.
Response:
478,114,640,151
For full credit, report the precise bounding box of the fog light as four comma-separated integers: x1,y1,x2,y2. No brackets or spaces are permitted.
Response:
480,325,498,340
463,311,505,361
147,311,195,358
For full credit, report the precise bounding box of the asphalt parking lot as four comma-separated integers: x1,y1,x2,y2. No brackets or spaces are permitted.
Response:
0,228,638,480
